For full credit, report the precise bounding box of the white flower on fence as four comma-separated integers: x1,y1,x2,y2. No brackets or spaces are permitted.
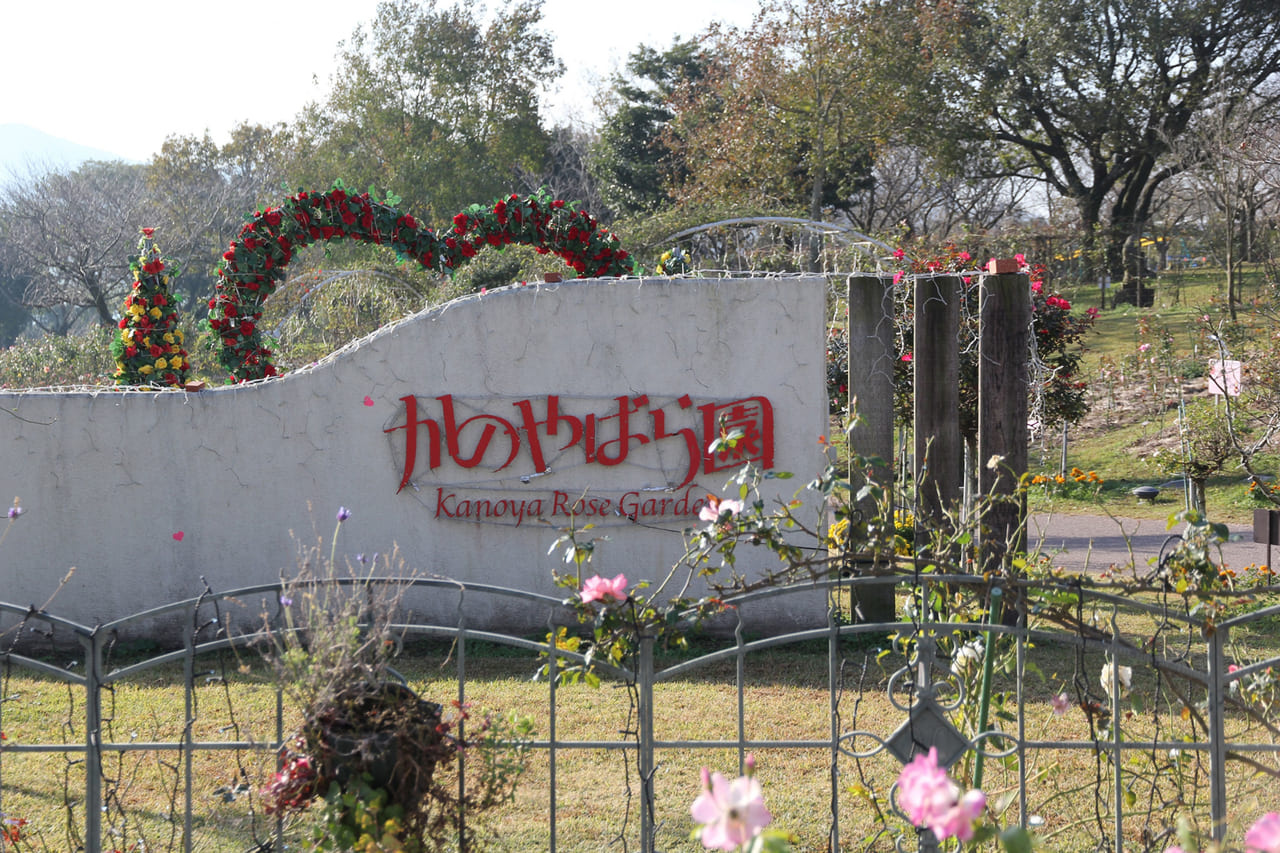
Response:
1100,662,1133,700
951,639,984,677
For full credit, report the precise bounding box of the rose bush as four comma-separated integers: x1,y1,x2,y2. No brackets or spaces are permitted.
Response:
891,245,1097,437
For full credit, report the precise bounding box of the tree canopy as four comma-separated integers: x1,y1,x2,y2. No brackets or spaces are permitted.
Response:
295,0,562,223
886,0,1280,281
4,0,1280,344
0,160,150,331
591,38,713,217
661,0,882,220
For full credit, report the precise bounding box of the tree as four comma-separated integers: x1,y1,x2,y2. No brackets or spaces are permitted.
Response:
147,122,300,305
296,0,562,224
591,38,713,216
663,0,881,222
845,144,1037,240
1168,96,1280,318
0,240,33,346
520,125,608,220
0,161,151,331
1150,400,1238,513
884,0,1280,284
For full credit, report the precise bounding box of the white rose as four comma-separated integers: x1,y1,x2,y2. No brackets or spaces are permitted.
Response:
1100,662,1133,699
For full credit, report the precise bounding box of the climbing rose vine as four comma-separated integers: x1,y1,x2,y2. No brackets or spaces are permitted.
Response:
890,244,1097,435
112,228,190,387
208,185,634,383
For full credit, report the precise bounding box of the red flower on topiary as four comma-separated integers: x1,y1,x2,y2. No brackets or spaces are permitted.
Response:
112,228,189,387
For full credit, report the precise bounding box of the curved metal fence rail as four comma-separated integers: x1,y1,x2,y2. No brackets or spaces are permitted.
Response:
2,574,1279,852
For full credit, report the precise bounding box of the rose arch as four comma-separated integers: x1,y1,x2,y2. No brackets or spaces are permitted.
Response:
207,184,634,382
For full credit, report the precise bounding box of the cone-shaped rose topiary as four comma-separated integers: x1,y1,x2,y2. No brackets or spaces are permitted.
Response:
112,228,190,387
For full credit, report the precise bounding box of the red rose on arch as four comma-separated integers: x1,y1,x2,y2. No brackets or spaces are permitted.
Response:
210,187,632,382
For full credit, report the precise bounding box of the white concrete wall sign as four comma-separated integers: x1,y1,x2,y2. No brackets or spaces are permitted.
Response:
0,277,829,636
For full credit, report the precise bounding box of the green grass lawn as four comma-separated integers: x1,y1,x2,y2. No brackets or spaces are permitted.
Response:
4,594,1280,852
1022,264,1280,524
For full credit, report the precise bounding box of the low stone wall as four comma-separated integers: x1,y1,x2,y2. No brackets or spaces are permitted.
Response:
0,276,829,639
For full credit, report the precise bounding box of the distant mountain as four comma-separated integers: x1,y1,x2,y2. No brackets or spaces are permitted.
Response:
0,124,133,181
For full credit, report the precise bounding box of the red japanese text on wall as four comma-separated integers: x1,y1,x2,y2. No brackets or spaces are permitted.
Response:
382,393,775,497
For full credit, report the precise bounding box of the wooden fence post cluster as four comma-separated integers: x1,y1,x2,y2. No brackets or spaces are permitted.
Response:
845,265,1030,620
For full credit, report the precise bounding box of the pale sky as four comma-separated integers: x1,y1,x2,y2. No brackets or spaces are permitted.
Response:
5,0,758,163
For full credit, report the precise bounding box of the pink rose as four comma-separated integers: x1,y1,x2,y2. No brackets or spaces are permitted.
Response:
580,573,628,605
1247,812,1280,852
691,766,772,850
896,747,986,842
699,498,744,524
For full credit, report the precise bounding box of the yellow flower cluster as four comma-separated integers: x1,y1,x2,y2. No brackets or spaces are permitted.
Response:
826,517,850,549
1030,467,1103,487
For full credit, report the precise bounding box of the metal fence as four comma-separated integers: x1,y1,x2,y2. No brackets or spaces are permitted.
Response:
2,571,1278,852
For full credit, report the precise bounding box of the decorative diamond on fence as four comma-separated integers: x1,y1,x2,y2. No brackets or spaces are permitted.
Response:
885,696,969,769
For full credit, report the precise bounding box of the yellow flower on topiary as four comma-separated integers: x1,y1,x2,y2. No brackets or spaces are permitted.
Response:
113,228,189,387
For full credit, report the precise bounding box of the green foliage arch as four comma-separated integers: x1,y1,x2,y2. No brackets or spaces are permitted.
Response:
208,185,634,382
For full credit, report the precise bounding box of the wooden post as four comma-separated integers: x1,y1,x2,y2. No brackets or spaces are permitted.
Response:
846,274,896,621
914,275,963,563
978,267,1030,599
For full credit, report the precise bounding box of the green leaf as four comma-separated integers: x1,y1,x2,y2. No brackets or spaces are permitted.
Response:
999,825,1034,853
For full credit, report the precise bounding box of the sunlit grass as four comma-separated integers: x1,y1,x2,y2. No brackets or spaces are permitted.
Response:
3,593,1280,852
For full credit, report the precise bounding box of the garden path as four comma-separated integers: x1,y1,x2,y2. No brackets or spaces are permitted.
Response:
1030,513,1263,575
